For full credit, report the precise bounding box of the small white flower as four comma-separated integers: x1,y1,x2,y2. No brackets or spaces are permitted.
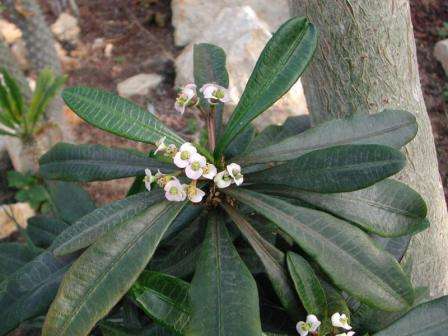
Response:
186,183,206,203
175,83,198,114
200,83,230,104
202,163,217,179
227,163,244,186
185,153,207,180
143,169,157,191
331,313,352,330
164,179,186,202
214,170,233,189
174,142,197,168
154,136,167,154
336,332,355,336
296,314,321,336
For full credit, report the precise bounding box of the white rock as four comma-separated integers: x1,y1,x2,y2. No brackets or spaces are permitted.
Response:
0,19,22,44
51,13,80,44
172,0,289,46
0,203,35,239
175,6,308,130
117,73,163,98
435,39,448,75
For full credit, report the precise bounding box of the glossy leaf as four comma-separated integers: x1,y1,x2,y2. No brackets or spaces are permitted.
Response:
253,178,428,237
42,201,185,336
52,191,165,255
223,204,300,316
186,214,263,336
237,109,417,165
62,87,184,146
286,252,327,318
130,271,191,334
40,143,174,182
216,16,317,156
374,295,448,336
27,216,69,247
247,144,406,193
226,188,414,311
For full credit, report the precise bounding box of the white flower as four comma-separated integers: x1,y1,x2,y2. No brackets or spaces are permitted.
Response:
227,163,244,186
143,169,157,191
164,179,186,202
154,136,167,154
336,332,355,336
175,83,197,114
200,83,230,104
185,153,206,180
214,170,233,189
186,183,206,203
331,313,352,330
202,163,217,179
296,314,321,336
174,142,197,168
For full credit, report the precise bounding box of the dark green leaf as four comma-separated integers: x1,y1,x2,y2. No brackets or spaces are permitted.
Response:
27,216,69,248
247,144,406,193
40,143,174,182
371,235,411,262
186,214,263,336
216,16,317,156
225,124,256,158
99,321,175,336
237,110,417,165
226,188,414,311
0,243,39,281
42,201,185,336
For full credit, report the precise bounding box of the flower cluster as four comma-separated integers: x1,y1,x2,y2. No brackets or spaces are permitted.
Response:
296,312,354,336
174,82,230,114
144,139,243,203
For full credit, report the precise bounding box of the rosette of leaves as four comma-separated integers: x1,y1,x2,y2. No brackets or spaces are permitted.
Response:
3,16,447,336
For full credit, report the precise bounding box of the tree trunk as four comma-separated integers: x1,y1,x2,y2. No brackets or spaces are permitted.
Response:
290,0,448,298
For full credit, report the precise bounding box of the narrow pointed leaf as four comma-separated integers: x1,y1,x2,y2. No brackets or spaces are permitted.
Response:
186,214,262,336
286,252,327,318
247,144,406,193
252,178,428,237
52,191,165,256
42,201,185,336
226,188,414,311
130,271,191,334
0,243,39,281
40,143,174,182
216,16,317,156
99,321,175,336
223,204,300,317
62,87,185,146
237,110,417,165
27,216,69,247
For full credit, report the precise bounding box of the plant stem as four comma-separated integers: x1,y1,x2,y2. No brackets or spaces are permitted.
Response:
207,105,216,151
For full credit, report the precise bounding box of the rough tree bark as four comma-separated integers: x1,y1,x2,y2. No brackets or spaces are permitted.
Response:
290,0,448,298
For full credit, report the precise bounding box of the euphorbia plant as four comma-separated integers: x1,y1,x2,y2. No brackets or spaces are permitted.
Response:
1,16,448,336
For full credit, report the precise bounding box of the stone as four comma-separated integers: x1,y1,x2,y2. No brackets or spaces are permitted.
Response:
51,13,80,44
435,39,448,75
92,37,106,51
175,6,308,130
0,203,35,239
0,19,22,44
104,43,114,58
172,0,289,46
117,73,163,98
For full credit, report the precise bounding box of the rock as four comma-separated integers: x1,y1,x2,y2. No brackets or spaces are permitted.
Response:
104,43,114,58
11,39,29,71
172,0,289,46
117,73,163,98
92,37,106,51
175,6,308,130
0,19,22,44
51,13,80,44
435,39,448,75
0,203,35,239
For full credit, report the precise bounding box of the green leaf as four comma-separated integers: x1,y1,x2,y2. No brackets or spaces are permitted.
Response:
42,201,185,336
252,178,428,237
216,16,317,156
52,190,165,256
371,235,411,262
99,322,175,336
236,109,417,165
286,252,327,318
130,271,191,334
247,144,406,193
40,143,174,182
374,295,448,335
7,170,36,188
186,214,263,336
193,43,229,137
27,216,69,248
1,69,24,117
223,204,301,317
0,243,39,281
226,188,414,311
225,124,256,158
62,87,185,146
